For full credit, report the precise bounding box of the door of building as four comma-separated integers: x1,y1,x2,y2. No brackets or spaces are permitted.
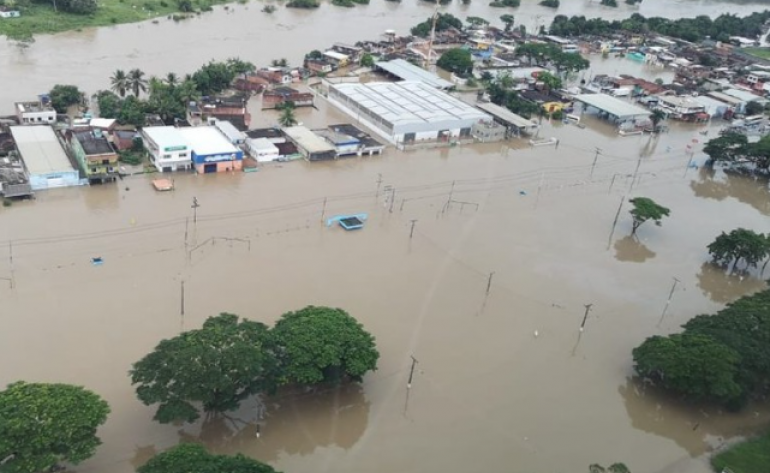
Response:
204,164,217,174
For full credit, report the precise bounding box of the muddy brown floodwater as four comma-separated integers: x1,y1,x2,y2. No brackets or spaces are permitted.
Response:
1,0,769,111
1,91,770,473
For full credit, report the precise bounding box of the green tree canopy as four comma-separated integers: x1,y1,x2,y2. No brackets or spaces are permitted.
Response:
466,16,489,27
632,333,743,404
360,52,375,68
110,69,129,98
628,197,670,235
537,71,561,91
49,84,84,113
271,306,379,386
138,443,279,473
191,61,238,95
117,95,146,127
95,90,121,119
683,289,770,398
539,0,558,8
703,132,749,165
0,382,110,473
130,313,276,424
500,14,514,32
437,48,474,76
707,228,770,271
410,13,463,37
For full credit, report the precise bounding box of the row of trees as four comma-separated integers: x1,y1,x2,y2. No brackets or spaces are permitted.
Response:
703,132,770,175
549,11,770,43
0,306,375,472
514,42,590,75
131,306,379,424
633,288,770,409
94,58,254,126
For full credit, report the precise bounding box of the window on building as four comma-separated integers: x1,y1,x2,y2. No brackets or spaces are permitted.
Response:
163,154,171,159
102,159,110,165
37,117,42,122
91,168,97,173
179,153,188,158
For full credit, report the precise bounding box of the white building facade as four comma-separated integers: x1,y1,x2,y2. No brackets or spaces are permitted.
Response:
15,102,56,125
141,126,192,173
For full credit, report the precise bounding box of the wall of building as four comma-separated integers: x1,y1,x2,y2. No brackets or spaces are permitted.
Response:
192,150,244,173
29,171,80,190
19,111,56,125
70,139,118,179
195,160,243,173
142,131,192,172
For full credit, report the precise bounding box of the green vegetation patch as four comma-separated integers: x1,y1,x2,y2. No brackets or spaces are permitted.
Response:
743,47,770,60
712,431,770,473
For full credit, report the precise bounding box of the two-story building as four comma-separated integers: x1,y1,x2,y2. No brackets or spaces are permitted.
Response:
178,126,243,173
15,101,56,125
142,126,192,173
262,87,314,110
66,129,120,183
655,95,708,122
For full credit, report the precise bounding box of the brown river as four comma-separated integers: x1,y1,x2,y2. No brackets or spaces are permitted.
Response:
2,1,770,472
1,0,770,111
2,91,770,473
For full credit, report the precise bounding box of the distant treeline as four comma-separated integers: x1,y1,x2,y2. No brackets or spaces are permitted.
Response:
549,11,770,43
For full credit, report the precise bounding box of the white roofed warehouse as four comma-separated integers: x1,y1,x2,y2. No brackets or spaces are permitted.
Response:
327,81,492,146
10,126,81,190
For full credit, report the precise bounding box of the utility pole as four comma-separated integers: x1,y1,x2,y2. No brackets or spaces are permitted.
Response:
375,173,383,198
320,197,327,222
534,171,545,209
407,356,419,389
630,154,643,190
425,0,440,69
579,303,593,332
8,241,14,289
606,195,625,250
389,187,396,213
191,197,200,224
658,277,680,325
444,180,456,213
409,219,417,239
590,147,601,178
485,271,495,295
180,280,185,332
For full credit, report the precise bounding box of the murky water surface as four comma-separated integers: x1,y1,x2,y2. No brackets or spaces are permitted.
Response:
3,1,770,472
1,94,770,473
0,0,769,111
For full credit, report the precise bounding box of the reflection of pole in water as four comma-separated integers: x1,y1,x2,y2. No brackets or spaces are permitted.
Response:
657,277,680,327
590,147,602,179
534,172,545,209
8,241,14,289
407,355,419,389
375,173,383,198
486,272,495,295
606,195,626,251
579,303,593,332
180,280,185,331
409,220,417,239
320,197,327,222
389,187,396,213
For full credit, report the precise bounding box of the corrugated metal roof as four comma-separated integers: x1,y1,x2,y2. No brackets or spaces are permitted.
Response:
331,81,490,128
10,126,75,176
574,93,651,118
283,126,336,154
475,102,537,129
374,59,454,89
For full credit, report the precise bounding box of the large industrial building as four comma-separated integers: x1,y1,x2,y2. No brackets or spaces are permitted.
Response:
10,126,80,190
327,81,491,145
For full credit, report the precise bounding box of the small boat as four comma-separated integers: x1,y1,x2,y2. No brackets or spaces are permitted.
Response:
326,213,368,231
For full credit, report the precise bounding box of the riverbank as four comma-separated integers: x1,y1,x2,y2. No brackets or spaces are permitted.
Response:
0,0,242,40
712,430,770,473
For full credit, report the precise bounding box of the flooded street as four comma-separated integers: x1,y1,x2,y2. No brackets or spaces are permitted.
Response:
2,94,770,473
0,0,768,111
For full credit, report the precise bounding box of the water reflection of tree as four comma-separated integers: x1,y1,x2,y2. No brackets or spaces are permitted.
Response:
619,378,770,458
613,235,656,263
178,383,370,463
696,262,768,304
690,167,770,216
618,378,722,457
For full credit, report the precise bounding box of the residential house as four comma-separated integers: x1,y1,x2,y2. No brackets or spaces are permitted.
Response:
332,43,363,62
188,95,251,131
233,74,268,94
257,68,293,85
112,128,139,151
323,50,350,68
246,128,285,144
305,60,333,75
65,128,120,183
213,119,245,145
246,138,280,162
282,126,336,161
262,87,314,110
0,131,32,198
655,95,708,121
15,101,56,125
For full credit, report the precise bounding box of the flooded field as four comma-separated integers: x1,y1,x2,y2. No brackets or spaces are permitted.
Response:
0,0,768,112
1,97,770,473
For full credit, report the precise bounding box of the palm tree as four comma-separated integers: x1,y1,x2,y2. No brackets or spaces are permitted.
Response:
650,109,666,132
278,104,297,128
128,68,148,97
176,79,202,107
110,69,129,98
166,72,179,87
148,76,164,96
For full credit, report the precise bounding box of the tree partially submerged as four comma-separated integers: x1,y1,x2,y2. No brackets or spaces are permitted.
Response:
436,48,474,76
0,382,110,473
628,197,670,235
49,84,84,113
138,443,279,473
704,132,770,174
271,306,380,385
130,313,275,424
707,228,770,272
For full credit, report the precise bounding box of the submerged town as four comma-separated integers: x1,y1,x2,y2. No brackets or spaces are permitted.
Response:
1,3,770,473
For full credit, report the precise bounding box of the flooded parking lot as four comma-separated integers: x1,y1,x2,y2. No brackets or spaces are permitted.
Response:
1,108,769,473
